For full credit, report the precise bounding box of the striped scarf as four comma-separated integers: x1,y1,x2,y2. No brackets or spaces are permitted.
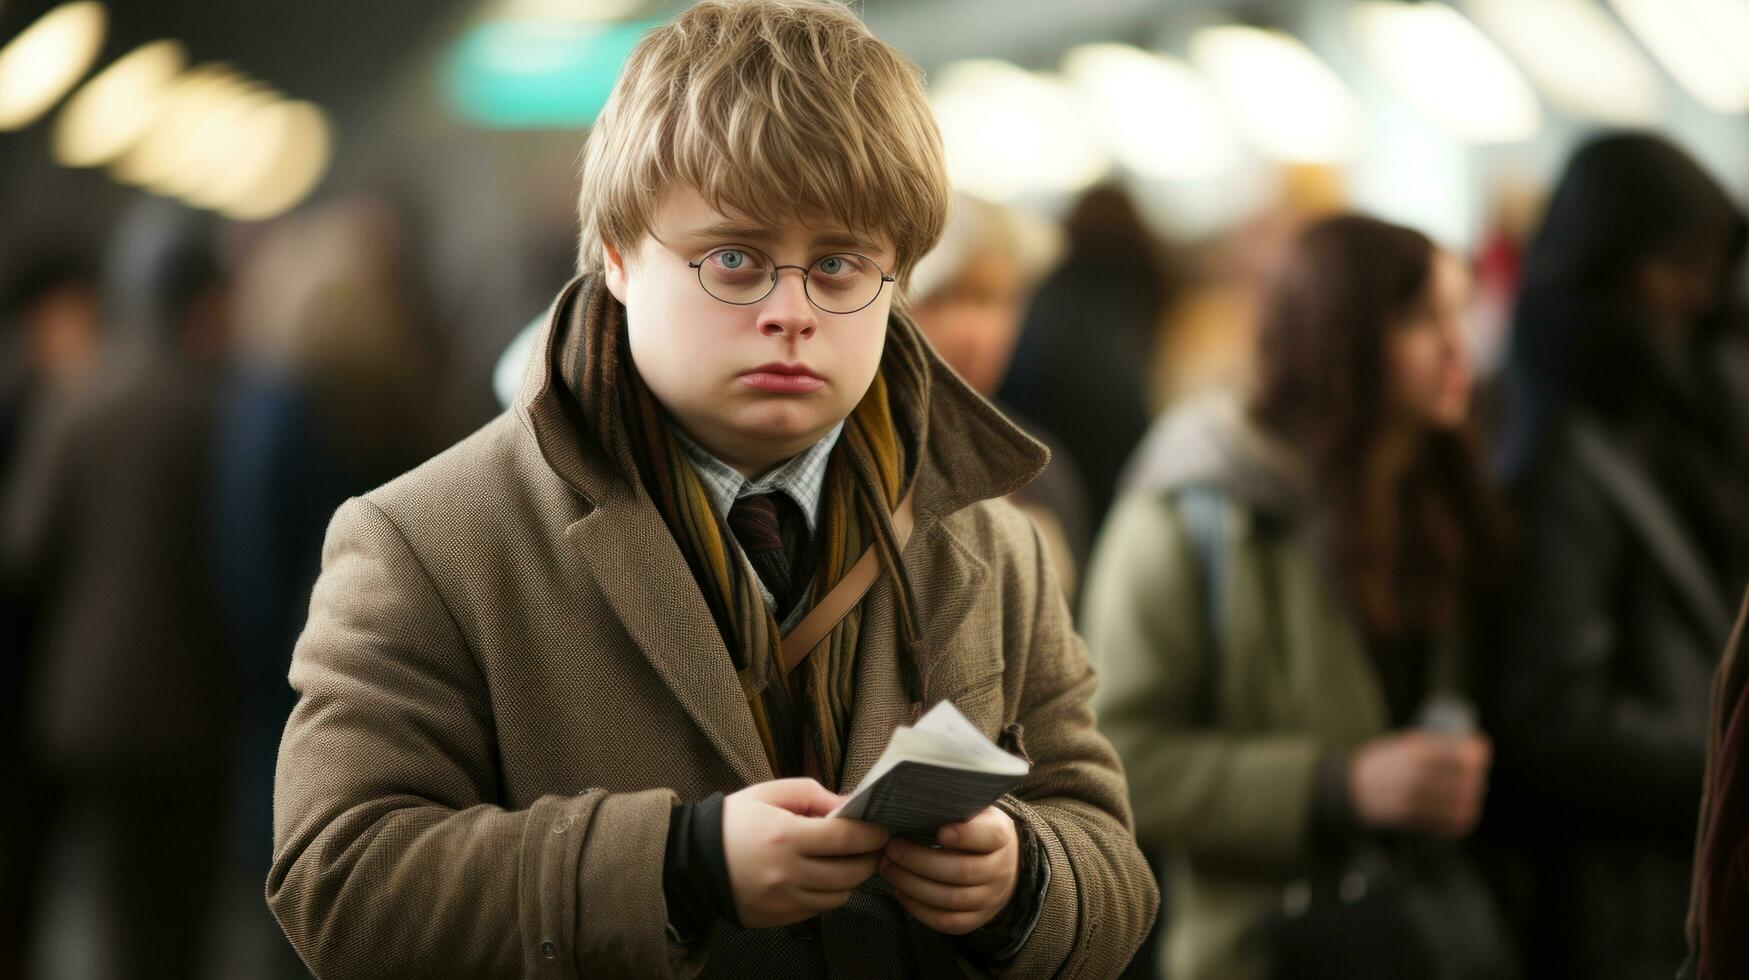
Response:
560,278,924,788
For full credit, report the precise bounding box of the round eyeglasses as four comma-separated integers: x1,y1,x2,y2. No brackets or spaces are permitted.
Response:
687,244,896,315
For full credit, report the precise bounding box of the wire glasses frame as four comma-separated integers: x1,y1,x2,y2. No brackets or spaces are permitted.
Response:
685,243,896,315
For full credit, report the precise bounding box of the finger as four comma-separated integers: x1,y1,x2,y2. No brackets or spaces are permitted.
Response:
936,807,1012,854
1419,745,1471,777
793,853,880,892
893,890,989,936
1466,734,1494,768
790,815,890,857
880,856,995,912
883,837,1000,885
751,778,843,817
792,887,857,914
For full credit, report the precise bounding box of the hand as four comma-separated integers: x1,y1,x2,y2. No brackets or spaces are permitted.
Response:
1348,731,1491,839
879,806,1020,935
722,778,890,928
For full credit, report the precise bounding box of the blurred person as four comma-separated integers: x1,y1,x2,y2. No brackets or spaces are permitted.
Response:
1489,132,1749,980
0,250,103,979
997,182,1170,528
1,201,235,979
906,193,1092,603
208,196,448,978
266,2,1155,977
1086,215,1516,980
1682,585,1749,980
1151,164,1345,414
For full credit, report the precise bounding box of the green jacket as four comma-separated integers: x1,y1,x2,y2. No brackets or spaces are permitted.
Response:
1084,394,1462,980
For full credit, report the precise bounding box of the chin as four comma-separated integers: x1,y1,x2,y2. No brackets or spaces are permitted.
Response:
737,405,836,446
1430,401,1471,430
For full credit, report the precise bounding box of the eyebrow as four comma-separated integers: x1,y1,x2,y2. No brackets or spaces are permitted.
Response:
687,220,883,255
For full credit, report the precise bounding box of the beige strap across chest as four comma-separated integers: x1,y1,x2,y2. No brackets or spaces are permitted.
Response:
777,489,916,677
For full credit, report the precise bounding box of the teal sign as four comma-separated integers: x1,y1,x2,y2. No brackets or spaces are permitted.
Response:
445,18,663,129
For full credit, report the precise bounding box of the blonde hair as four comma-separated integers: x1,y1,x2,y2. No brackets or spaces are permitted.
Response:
575,0,949,292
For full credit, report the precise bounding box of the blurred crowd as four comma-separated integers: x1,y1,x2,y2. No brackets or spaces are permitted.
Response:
4,128,1749,980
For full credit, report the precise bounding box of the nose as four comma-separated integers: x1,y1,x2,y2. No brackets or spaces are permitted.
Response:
757,267,817,340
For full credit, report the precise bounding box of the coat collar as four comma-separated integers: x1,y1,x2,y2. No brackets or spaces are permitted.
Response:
516,275,1047,786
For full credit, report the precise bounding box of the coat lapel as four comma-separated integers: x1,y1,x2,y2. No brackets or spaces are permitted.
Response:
837,508,991,791
567,493,776,788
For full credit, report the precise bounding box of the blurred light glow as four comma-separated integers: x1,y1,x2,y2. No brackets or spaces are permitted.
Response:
931,59,1108,201
1610,0,1749,113
445,18,658,128
1352,1,1541,142
110,63,240,188
1466,0,1661,125
52,39,186,166
0,1,108,130
162,83,278,201
1061,43,1235,181
214,100,332,220
1190,26,1360,163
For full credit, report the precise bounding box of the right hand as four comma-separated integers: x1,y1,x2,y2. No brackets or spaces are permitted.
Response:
722,778,890,928
1347,731,1491,839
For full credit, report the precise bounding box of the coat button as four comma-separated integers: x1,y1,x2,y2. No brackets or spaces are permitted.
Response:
540,940,557,958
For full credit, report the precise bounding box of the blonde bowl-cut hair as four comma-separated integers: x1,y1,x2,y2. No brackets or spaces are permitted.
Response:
575,0,950,299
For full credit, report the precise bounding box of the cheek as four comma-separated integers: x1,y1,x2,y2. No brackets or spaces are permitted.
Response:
842,317,888,385
624,285,735,390
1389,336,1446,405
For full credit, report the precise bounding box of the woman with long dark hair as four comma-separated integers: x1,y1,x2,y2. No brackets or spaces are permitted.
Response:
1088,214,1513,980
1490,132,1749,980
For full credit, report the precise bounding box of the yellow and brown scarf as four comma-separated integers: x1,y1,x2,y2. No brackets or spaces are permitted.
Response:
558,278,925,788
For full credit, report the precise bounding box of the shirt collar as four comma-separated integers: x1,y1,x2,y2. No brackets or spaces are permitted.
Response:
669,421,845,536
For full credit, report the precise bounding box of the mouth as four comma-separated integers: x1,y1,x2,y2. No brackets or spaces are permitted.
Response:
747,362,823,379
740,362,826,394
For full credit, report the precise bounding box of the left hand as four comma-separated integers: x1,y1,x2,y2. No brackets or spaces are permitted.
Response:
879,805,1020,935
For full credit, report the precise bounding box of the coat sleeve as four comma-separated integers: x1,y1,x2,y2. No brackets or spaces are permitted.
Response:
266,496,689,979
1082,491,1323,867
981,504,1160,979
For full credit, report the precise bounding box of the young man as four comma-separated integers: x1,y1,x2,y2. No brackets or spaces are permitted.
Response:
266,1,1155,976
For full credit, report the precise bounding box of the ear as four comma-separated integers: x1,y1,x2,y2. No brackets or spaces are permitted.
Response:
602,240,630,304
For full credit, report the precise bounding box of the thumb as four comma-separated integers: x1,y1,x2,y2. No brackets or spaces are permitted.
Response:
749,777,842,817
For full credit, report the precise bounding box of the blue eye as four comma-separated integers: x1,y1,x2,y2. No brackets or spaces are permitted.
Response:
819,256,844,275
717,250,746,270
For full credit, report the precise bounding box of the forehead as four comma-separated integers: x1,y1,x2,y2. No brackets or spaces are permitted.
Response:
651,186,894,257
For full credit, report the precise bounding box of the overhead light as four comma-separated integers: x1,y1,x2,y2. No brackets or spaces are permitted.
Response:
1466,0,1661,125
110,63,242,188
52,39,186,166
161,83,279,201
213,100,332,220
1061,43,1235,181
0,1,108,130
1352,1,1541,142
931,59,1108,201
1190,25,1360,163
1610,0,1749,113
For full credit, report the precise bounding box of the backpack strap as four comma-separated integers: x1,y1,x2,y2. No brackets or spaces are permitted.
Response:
1175,485,1230,660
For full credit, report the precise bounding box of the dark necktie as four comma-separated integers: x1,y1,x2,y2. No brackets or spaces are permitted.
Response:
727,491,808,618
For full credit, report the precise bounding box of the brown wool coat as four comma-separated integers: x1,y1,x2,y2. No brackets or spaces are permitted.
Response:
266,281,1157,979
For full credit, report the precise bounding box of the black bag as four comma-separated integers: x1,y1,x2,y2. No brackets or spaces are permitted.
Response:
1261,839,1519,980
